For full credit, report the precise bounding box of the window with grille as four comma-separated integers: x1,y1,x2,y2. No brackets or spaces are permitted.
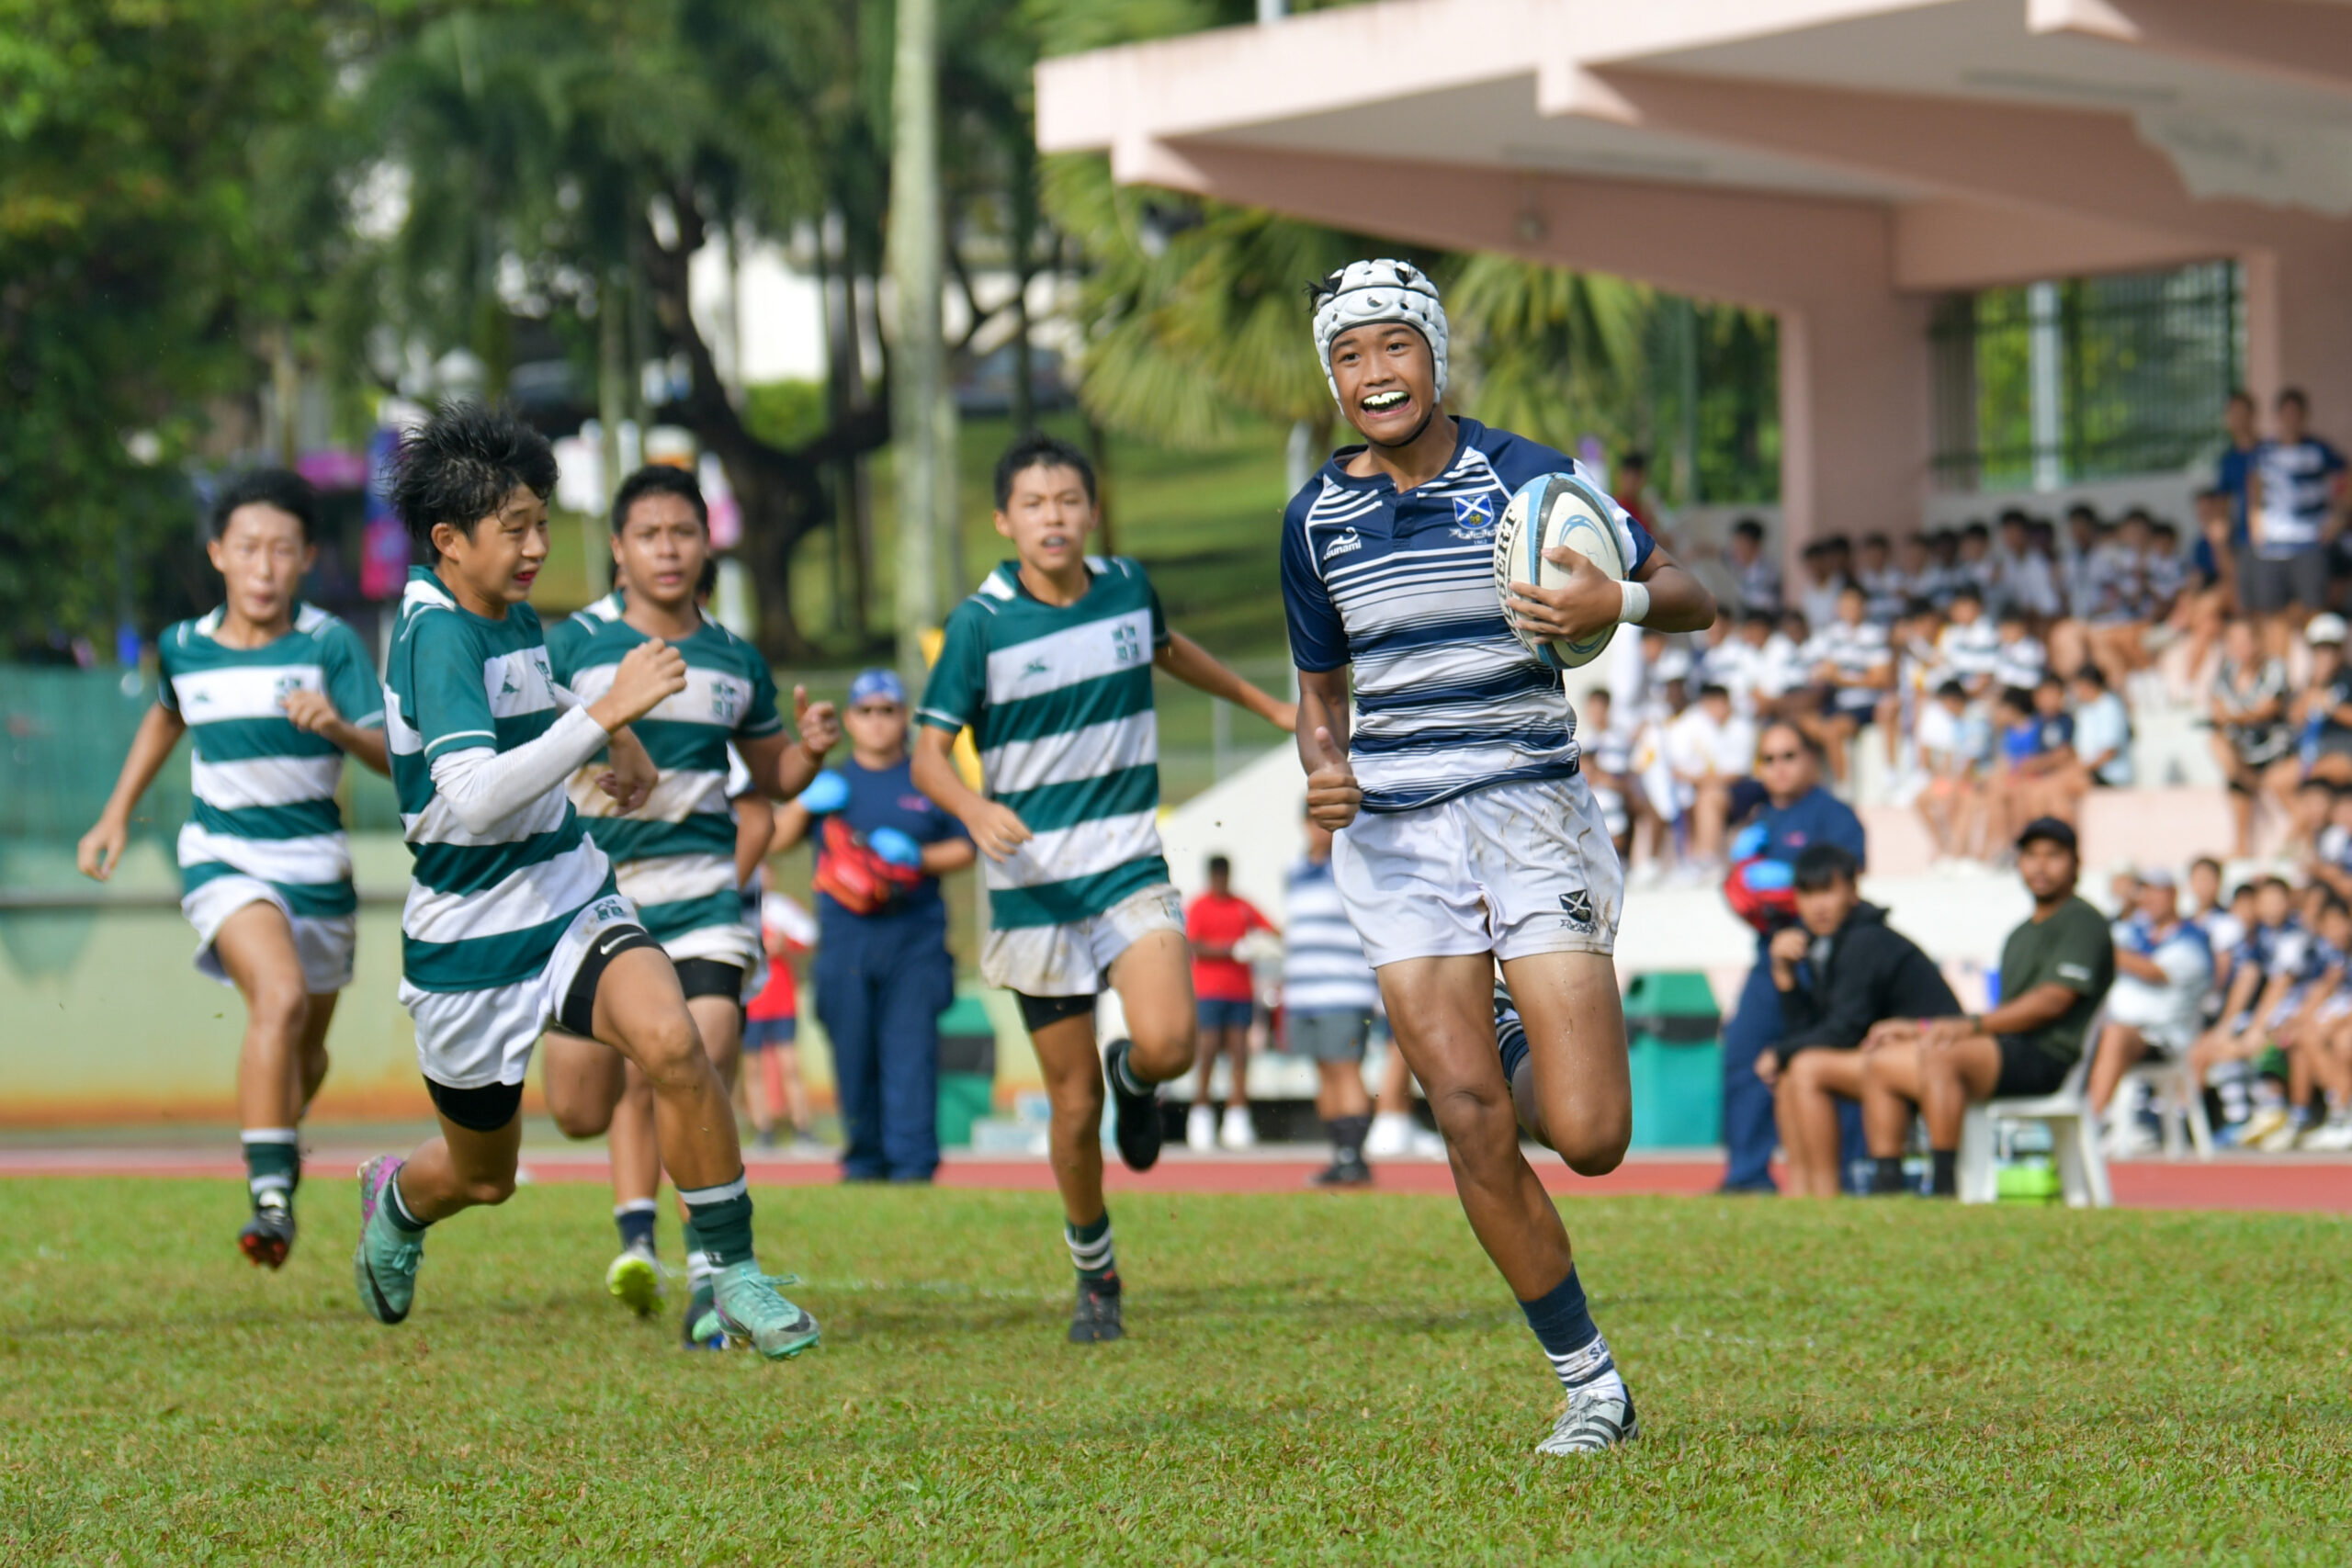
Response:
1930,262,2242,493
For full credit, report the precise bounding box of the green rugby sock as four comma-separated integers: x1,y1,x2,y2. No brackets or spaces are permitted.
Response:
678,1174,755,1270
1064,1211,1117,1288
242,1130,300,1205
385,1171,431,1235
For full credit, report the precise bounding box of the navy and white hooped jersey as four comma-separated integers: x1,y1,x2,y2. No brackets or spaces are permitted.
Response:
1280,419,1656,815
2240,917,2311,982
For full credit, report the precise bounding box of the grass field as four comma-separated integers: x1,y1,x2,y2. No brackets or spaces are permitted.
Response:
6,1179,2351,1565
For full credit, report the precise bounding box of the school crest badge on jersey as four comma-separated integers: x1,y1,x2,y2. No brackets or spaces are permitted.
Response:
1451,493,1498,539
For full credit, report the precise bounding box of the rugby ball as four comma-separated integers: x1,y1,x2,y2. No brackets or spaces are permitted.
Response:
1492,470,1627,671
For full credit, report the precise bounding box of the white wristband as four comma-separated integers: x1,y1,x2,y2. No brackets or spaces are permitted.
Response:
1617,577,1651,626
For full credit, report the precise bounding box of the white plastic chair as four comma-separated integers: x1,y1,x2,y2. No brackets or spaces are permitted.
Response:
2114,1057,2212,1161
1958,1053,2113,1208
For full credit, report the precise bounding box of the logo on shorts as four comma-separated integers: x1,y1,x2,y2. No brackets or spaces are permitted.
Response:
1558,890,1594,931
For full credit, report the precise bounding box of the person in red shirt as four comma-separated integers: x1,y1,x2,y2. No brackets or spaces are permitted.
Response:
741,889,818,1152
1185,855,1275,1150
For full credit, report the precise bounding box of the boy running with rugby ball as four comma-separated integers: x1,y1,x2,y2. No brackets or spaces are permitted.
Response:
1284,261,1715,1454
913,433,1295,1344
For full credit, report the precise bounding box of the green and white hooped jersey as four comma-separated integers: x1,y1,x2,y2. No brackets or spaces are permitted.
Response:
545,591,782,957
917,557,1170,931
155,604,382,917
384,568,614,993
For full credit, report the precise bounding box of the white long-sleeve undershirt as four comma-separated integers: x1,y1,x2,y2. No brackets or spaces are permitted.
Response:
428,705,610,834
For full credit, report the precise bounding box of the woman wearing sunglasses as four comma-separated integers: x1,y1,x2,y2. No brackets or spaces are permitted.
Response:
1718,722,1866,1194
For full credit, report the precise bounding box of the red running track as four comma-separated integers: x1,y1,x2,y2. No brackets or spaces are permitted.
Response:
6,1145,2352,1213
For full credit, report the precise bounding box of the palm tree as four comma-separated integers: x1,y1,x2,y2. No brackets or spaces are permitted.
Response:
1449,255,1652,459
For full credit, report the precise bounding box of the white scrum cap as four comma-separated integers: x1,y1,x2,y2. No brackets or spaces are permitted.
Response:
1310,259,1448,404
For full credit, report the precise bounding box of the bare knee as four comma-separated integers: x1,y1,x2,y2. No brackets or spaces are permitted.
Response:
1859,1054,1904,1100
250,977,309,1038
1049,1070,1104,1122
1430,1082,1520,1171
1555,1111,1631,1178
548,1096,614,1141
1914,1050,1963,1091
630,1017,707,1091
1128,1018,1196,1079
1046,1071,1104,1148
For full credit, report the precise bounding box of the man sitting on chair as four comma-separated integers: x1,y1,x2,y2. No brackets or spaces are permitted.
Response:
1754,844,1960,1198
2084,868,2213,1148
1857,818,2115,1197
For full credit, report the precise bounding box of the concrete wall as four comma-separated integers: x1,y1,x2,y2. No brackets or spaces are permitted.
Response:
0,834,1049,1128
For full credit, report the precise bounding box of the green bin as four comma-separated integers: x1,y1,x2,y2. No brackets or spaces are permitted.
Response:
936,994,999,1149
1623,971,1723,1150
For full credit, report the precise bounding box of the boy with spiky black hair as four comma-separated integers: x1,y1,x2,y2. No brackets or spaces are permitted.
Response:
79,468,390,1269
351,402,819,1359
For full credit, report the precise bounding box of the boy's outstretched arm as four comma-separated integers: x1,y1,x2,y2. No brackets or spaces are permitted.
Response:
1157,631,1298,732
78,704,187,880
911,725,1031,863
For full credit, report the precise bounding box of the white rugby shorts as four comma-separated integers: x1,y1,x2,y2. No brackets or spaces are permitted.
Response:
184,875,356,995
981,882,1184,997
398,892,646,1089
1332,774,1623,967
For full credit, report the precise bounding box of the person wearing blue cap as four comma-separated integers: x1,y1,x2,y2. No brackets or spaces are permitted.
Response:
771,667,975,1181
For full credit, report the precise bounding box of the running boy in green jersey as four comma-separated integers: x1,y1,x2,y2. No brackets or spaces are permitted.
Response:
354,403,818,1359
912,432,1295,1344
540,464,839,1343
79,468,390,1269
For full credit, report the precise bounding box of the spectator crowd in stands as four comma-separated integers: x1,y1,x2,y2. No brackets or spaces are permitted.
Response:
1587,387,2352,881
1737,813,2352,1176
2094,848,2352,1156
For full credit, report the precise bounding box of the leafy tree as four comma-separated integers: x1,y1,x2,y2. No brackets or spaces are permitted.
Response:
1450,255,1649,457
341,0,1057,656
1042,155,1402,451
1024,0,1777,509
0,0,352,653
